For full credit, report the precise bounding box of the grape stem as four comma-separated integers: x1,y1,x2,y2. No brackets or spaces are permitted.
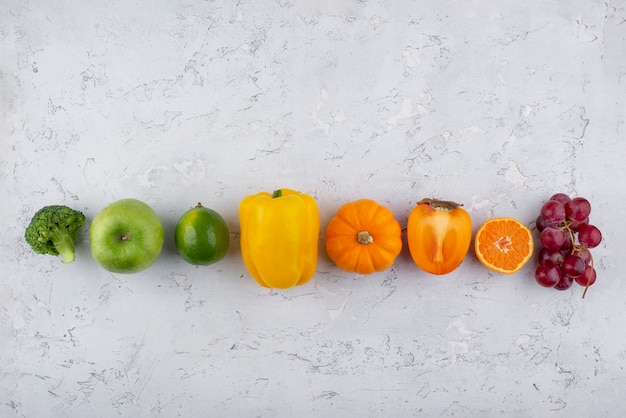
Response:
581,250,594,299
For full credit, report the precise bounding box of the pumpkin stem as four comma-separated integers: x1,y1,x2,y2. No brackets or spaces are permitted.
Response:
418,198,463,212
357,230,374,245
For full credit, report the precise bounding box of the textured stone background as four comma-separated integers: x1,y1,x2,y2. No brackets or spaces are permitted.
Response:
1,0,625,416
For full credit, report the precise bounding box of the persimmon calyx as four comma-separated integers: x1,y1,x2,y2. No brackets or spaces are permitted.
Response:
418,198,463,212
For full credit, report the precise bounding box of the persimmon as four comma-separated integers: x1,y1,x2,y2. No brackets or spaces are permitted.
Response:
325,199,402,274
407,198,472,275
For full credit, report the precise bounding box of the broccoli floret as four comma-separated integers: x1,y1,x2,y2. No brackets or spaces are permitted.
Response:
24,205,86,264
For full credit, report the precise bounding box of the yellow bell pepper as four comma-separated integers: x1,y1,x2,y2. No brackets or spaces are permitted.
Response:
239,188,320,288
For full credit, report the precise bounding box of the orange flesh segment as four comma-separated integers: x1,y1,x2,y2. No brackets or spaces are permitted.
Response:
475,218,534,274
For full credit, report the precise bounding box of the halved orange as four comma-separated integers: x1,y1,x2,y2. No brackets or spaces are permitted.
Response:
474,217,534,274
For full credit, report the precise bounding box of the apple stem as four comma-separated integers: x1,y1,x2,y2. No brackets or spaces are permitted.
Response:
120,235,131,241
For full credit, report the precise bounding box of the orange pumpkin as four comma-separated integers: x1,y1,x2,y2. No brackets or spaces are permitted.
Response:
325,199,402,274
407,198,472,275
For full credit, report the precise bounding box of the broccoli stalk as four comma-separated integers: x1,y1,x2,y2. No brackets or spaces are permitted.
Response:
24,205,86,264
47,224,80,263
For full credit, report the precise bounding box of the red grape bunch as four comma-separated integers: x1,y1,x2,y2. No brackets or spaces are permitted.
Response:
535,193,602,297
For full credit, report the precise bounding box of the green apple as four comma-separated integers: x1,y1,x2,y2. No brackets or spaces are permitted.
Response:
90,198,164,273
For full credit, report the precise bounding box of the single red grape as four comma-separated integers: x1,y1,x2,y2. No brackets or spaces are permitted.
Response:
569,217,589,232
550,193,571,205
541,200,566,224
535,263,561,288
535,215,553,232
537,248,565,265
554,274,574,290
540,226,566,251
575,266,597,287
578,224,602,248
565,197,591,222
561,254,585,278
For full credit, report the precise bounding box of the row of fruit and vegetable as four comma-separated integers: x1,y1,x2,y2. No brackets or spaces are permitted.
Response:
24,189,602,297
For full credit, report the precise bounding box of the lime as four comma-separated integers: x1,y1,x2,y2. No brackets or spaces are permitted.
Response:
175,203,230,265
